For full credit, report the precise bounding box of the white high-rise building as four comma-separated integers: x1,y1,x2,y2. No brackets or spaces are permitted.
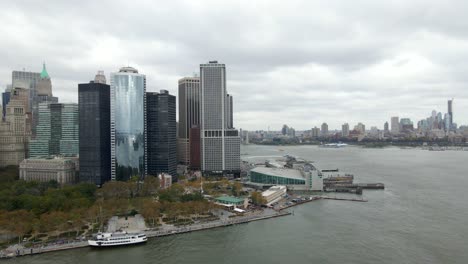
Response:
342,123,349,137
200,61,240,176
391,116,400,134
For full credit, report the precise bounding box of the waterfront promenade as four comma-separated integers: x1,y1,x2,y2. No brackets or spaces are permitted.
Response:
0,209,290,259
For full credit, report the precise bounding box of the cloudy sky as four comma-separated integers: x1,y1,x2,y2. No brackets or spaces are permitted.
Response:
1,0,467,130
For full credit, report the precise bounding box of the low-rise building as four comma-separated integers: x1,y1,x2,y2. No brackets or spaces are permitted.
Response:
19,156,76,185
250,163,323,191
215,196,248,208
262,185,287,205
158,173,172,189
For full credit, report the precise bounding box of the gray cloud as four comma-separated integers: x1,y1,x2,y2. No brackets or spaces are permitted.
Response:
1,0,467,130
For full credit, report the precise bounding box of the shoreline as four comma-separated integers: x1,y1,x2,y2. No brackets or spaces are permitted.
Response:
0,210,291,259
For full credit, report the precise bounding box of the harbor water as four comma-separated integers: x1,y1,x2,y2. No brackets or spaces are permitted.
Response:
8,145,468,264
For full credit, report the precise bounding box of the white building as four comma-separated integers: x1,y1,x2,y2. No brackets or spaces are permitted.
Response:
250,163,323,191
200,61,240,176
19,157,76,185
262,185,287,205
158,173,172,189
391,116,400,134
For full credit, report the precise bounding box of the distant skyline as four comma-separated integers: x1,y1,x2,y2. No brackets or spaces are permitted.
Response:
1,0,467,130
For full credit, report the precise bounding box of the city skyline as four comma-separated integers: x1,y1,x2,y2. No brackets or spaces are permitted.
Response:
1,1,468,130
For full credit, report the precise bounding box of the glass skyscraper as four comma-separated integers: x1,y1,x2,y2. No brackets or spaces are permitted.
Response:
110,67,146,181
29,103,78,157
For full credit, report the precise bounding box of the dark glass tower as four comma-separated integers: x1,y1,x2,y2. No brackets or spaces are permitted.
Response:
146,90,177,180
78,76,111,186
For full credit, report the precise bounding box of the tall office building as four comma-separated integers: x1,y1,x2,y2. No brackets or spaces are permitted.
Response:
147,90,177,180
448,99,453,131
384,122,389,133
391,116,400,134
12,69,40,115
321,123,328,136
29,103,78,157
78,74,111,186
311,127,320,138
177,77,201,166
342,123,350,137
59,104,79,155
12,64,58,137
355,122,366,134
0,89,31,167
110,67,146,181
200,61,240,176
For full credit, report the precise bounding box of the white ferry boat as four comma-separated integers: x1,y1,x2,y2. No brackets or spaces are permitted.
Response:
88,232,147,247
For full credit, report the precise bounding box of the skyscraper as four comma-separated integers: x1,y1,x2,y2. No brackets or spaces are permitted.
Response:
321,123,328,136
78,73,111,186
200,61,240,176
0,88,31,167
29,103,78,157
311,127,320,138
342,123,349,137
384,122,389,133
13,64,58,138
110,67,146,181
12,69,40,116
177,77,201,166
146,90,177,180
391,116,400,134
448,99,453,131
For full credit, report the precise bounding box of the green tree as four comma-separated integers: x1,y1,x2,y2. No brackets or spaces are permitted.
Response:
251,191,266,205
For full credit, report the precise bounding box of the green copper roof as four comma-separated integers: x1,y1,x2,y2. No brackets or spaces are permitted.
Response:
40,63,49,79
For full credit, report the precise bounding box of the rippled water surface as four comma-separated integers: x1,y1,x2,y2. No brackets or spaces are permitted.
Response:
10,145,468,264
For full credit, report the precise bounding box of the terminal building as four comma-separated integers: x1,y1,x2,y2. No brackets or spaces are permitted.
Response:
261,185,287,205
249,163,323,191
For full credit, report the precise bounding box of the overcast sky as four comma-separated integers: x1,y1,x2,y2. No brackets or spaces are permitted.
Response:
1,0,467,130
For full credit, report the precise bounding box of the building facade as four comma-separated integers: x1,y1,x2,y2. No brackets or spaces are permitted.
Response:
391,116,400,134
177,77,201,166
146,90,177,180
189,126,201,169
29,103,78,157
78,76,111,186
0,93,31,167
321,123,328,136
19,157,76,185
250,163,323,191
110,67,146,181
200,61,240,176
59,104,79,155
13,64,57,138
342,123,349,137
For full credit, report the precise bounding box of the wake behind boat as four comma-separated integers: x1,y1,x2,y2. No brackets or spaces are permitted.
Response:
88,232,147,247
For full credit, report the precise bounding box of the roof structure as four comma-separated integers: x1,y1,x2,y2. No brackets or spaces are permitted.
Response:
215,196,244,204
251,166,304,180
40,63,49,79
